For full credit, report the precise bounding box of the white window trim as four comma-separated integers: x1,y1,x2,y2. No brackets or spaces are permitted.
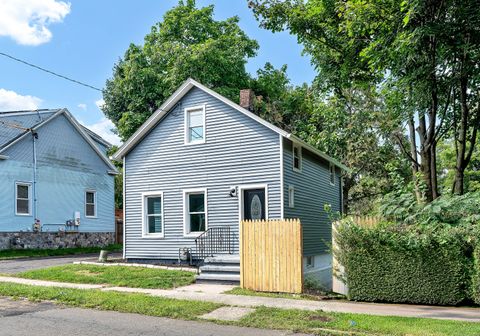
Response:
238,184,269,221
141,191,165,238
292,143,302,172
183,188,208,238
305,256,315,269
329,163,336,186
184,104,206,145
288,185,295,208
85,190,97,218
15,182,32,216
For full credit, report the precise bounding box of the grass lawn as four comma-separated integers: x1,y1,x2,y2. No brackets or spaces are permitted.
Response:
0,244,122,260
0,282,478,335
17,264,196,289
235,306,480,336
0,282,219,319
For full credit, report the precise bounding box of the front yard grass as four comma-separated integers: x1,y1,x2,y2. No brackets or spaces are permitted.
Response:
0,244,122,260
0,282,219,319
0,282,478,335
17,264,196,289
235,306,480,336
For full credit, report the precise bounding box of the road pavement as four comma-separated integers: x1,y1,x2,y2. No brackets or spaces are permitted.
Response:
0,253,121,274
0,297,308,336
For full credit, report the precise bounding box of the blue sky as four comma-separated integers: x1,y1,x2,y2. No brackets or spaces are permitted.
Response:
0,0,314,145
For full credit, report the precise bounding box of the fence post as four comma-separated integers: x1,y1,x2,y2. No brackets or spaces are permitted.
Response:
332,221,348,295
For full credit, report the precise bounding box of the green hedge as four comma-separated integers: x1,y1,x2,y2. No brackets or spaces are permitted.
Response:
335,223,474,306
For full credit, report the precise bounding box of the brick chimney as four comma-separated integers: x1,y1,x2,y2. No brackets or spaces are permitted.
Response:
240,89,255,111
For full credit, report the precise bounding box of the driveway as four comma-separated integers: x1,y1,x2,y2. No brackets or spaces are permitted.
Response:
0,253,120,274
0,297,308,336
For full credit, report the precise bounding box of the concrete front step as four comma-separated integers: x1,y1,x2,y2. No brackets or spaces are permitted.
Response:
200,265,240,273
197,272,240,282
204,255,240,264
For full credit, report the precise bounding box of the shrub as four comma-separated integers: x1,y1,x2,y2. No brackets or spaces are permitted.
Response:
335,221,474,305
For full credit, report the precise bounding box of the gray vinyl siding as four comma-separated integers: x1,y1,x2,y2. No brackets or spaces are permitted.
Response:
283,138,342,256
124,87,282,259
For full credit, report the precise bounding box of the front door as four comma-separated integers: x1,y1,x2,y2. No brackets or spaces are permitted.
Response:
243,188,266,220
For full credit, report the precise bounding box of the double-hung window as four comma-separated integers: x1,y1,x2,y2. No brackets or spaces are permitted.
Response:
85,190,97,218
185,105,205,144
184,189,207,236
142,192,163,237
292,143,302,171
329,163,336,186
288,185,295,208
15,182,31,216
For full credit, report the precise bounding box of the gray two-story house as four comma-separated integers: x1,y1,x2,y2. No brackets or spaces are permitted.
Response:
113,78,347,287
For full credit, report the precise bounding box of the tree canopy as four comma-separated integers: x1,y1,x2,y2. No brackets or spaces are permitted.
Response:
250,0,480,203
102,0,258,140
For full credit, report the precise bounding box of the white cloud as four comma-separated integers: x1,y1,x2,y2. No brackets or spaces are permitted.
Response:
85,118,121,146
77,103,87,110
0,0,71,46
95,99,105,109
0,88,42,110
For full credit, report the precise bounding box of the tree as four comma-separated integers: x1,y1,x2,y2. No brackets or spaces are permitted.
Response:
249,0,480,201
102,0,258,140
249,63,407,213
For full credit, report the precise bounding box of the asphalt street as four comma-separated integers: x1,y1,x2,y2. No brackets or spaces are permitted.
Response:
0,298,309,336
0,253,121,274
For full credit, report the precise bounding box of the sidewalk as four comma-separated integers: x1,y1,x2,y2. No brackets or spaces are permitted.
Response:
1,276,479,322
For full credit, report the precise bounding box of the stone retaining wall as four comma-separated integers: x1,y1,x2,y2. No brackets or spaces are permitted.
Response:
0,232,115,250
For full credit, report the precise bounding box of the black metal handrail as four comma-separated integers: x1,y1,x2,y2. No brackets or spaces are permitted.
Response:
194,226,234,260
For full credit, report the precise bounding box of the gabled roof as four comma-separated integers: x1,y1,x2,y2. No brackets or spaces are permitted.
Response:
113,78,349,172
81,125,112,148
0,108,117,174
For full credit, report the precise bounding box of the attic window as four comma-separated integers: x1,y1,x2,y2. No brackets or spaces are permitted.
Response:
185,105,205,144
292,143,302,171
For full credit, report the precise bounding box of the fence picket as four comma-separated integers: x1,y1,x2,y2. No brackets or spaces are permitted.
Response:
240,219,303,293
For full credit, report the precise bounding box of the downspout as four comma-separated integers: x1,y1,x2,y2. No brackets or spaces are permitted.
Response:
32,130,39,229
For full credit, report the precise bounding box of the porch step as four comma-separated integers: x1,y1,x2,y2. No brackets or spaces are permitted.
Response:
200,265,240,273
204,255,240,264
198,254,240,284
196,272,240,282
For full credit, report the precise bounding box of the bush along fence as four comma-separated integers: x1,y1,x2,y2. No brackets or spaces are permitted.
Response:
333,219,480,306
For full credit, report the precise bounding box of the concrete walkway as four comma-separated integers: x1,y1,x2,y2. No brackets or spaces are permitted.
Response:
1,276,479,322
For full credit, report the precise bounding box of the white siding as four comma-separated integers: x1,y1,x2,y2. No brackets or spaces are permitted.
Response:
124,87,281,259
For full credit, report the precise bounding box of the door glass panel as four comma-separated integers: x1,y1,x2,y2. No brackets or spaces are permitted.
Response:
250,194,262,219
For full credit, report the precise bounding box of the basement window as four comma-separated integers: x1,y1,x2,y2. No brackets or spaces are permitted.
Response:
306,256,314,269
85,190,97,218
15,182,31,216
292,143,302,171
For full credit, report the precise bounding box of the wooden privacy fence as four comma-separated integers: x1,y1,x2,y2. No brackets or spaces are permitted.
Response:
240,219,303,294
347,215,382,228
